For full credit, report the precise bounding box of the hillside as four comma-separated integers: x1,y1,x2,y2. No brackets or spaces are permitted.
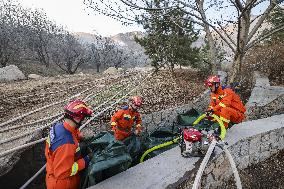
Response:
74,31,149,68
0,68,206,171
0,69,205,123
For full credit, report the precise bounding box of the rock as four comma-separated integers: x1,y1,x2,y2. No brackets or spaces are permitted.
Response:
0,65,26,82
104,67,118,75
78,72,85,76
28,74,42,80
117,68,124,73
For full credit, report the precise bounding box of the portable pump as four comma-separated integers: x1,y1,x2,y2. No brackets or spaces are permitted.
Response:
179,127,210,157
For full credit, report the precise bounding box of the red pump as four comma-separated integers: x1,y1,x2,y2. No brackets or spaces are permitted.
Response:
183,128,202,142
179,127,209,157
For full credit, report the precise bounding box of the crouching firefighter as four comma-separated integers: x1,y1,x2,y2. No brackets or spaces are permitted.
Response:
111,96,144,141
205,75,246,129
45,100,94,189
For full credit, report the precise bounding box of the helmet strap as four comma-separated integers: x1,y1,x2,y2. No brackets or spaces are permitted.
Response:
211,82,220,93
64,113,82,128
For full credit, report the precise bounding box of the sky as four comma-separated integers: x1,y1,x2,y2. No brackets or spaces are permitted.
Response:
19,0,143,37
19,0,279,37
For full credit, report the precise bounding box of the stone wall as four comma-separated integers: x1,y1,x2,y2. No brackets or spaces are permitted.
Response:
142,71,227,132
87,70,284,189
246,71,284,120
142,89,210,131
199,71,284,188
201,126,284,188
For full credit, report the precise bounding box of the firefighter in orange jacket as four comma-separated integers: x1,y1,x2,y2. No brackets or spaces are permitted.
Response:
111,96,143,141
205,75,246,128
45,100,93,189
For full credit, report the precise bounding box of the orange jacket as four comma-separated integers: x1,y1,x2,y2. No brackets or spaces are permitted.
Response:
45,121,89,189
111,106,142,132
208,87,246,113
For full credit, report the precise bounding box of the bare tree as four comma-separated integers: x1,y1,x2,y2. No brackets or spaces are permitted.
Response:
84,0,284,83
24,9,59,67
0,0,23,67
88,35,119,72
52,32,90,74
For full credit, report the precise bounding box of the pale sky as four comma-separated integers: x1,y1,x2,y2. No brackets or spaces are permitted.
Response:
19,0,143,37
19,0,277,37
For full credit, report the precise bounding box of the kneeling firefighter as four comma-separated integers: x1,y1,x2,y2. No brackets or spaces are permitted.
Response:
45,100,94,189
111,96,144,141
205,75,246,129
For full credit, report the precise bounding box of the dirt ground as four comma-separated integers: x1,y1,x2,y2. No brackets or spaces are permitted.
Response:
0,68,206,154
0,69,206,122
225,150,284,189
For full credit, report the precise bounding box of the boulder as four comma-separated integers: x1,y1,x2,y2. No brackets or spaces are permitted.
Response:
117,68,124,73
28,74,42,80
104,67,118,75
0,65,25,82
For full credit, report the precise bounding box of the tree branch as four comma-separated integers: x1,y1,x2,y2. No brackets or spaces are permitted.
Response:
182,9,236,52
176,0,199,11
245,24,284,50
217,21,237,47
247,0,277,43
119,0,176,11
235,0,244,11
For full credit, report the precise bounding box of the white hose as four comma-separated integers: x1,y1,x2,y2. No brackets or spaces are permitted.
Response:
0,91,82,127
223,147,242,189
0,72,151,156
192,140,217,189
19,164,46,189
0,74,145,144
0,113,62,133
0,74,123,127
0,138,47,158
0,81,119,132
11,72,151,189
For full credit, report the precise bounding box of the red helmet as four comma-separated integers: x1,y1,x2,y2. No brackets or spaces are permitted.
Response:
64,100,93,121
130,96,142,107
205,75,220,87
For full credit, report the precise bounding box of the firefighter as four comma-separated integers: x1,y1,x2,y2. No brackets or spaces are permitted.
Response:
45,100,93,189
205,75,246,129
111,96,143,141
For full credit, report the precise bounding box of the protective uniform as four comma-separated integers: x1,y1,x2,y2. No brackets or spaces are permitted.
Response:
45,122,89,189
111,105,142,141
45,99,93,189
208,86,246,128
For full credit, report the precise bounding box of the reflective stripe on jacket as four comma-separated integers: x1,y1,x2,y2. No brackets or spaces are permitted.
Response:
111,106,142,134
208,87,246,113
45,122,87,189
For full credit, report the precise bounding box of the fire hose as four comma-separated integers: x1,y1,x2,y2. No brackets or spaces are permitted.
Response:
18,72,152,189
192,114,242,189
139,113,241,188
140,113,226,163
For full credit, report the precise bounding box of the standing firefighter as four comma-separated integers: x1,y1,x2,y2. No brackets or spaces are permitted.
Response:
45,100,93,189
111,96,143,141
205,75,246,129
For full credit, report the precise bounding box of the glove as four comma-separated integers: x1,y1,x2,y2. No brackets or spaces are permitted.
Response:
213,134,221,141
207,133,221,142
205,109,214,116
83,147,93,166
134,129,141,135
87,147,93,159
79,141,88,156
135,124,143,135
